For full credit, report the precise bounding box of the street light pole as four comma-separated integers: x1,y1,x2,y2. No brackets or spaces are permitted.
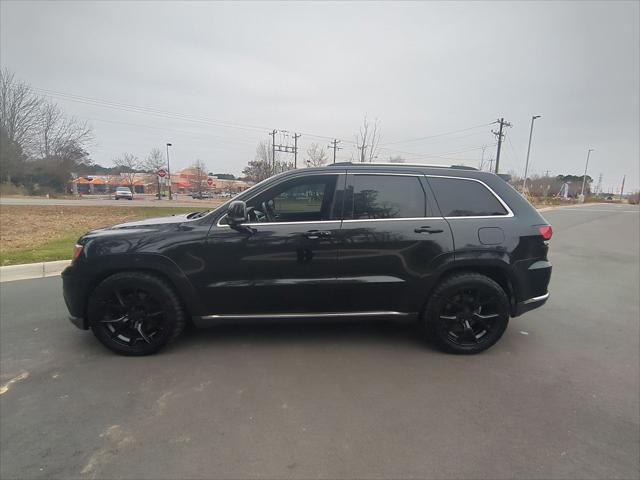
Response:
522,115,541,194
166,143,173,200
580,148,594,198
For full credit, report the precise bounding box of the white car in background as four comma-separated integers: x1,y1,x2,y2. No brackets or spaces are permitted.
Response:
114,186,133,200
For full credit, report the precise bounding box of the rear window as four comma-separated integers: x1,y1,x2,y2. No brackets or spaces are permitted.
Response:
350,175,426,219
428,177,508,217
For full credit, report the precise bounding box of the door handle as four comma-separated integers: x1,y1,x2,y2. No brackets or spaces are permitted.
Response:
414,226,444,234
304,230,332,239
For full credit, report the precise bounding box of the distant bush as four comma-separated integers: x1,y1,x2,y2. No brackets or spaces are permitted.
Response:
0,182,29,196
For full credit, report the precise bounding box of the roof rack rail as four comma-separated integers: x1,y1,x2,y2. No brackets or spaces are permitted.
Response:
328,161,478,170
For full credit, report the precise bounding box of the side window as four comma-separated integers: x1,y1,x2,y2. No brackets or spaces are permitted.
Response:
428,177,508,217
247,175,338,223
350,175,426,219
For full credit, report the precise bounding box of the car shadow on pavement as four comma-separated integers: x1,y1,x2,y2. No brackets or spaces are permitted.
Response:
173,318,432,352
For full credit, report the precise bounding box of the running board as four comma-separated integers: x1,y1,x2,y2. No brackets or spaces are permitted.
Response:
193,311,413,327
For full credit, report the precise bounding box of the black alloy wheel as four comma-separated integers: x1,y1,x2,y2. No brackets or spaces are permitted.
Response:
425,273,510,354
88,272,185,355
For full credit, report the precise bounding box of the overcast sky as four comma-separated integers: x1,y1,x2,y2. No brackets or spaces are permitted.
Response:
1,1,638,191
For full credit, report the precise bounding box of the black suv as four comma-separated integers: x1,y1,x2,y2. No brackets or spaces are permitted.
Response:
62,163,552,355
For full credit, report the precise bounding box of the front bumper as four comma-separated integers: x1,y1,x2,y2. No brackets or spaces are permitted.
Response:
61,265,90,330
68,314,87,329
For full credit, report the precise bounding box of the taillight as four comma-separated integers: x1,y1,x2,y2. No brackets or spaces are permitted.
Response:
72,244,83,261
539,225,553,240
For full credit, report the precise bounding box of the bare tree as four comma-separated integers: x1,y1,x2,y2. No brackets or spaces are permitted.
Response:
242,141,277,182
389,155,405,163
189,159,208,196
37,101,93,160
305,143,328,167
145,147,165,172
354,116,382,163
145,147,166,198
113,153,142,195
0,68,43,154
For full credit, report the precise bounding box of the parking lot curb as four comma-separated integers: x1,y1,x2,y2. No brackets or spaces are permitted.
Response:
0,260,70,283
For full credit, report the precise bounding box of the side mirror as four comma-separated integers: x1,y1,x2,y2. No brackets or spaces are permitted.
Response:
227,200,248,226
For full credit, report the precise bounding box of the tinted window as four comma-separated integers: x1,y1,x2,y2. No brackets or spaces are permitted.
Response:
247,175,338,222
428,177,508,217
351,175,426,219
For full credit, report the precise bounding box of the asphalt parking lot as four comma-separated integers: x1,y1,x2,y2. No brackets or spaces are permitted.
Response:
1,203,638,479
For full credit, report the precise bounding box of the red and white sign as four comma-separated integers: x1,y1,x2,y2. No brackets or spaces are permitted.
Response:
206,177,214,187
157,169,167,178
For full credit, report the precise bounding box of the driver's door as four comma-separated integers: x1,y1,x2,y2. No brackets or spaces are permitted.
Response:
201,173,346,316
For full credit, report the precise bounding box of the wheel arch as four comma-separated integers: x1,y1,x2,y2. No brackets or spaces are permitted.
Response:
422,261,520,317
79,254,203,325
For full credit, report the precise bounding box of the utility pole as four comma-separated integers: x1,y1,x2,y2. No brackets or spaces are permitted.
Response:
620,175,626,200
328,139,342,163
580,148,594,199
166,142,172,200
488,157,494,173
269,129,277,174
522,115,541,193
268,129,297,173
492,118,512,174
293,133,301,168
545,169,550,177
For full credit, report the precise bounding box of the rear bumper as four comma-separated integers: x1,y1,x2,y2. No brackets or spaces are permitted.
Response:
514,292,549,316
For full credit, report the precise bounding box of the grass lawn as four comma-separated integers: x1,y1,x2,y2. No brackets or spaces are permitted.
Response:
0,205,207,266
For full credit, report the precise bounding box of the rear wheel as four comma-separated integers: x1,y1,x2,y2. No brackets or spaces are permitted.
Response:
88,272,186,355
424,273,509,354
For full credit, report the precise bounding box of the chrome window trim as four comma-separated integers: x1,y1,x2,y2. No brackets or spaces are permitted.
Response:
425,174,514,218
217,215,341,228
215,171,514,227
200,311,410,320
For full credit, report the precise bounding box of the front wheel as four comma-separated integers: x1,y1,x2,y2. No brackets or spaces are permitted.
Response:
88,272,186,355
424,273,510,354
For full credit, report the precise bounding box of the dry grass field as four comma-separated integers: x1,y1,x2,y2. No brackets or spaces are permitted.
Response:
0,205,202,265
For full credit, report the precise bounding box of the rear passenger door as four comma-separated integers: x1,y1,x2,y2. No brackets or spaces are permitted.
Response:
335,172,454,314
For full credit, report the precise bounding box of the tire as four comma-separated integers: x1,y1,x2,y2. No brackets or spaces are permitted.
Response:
88,272,186,356
424,272,510,354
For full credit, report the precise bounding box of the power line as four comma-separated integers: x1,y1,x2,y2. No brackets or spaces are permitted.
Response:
380,122,495,146
85,116,261,148
34,86,506,165
34,87,269,134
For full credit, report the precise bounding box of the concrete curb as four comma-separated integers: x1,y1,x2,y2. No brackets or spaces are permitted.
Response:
0,260,70,283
